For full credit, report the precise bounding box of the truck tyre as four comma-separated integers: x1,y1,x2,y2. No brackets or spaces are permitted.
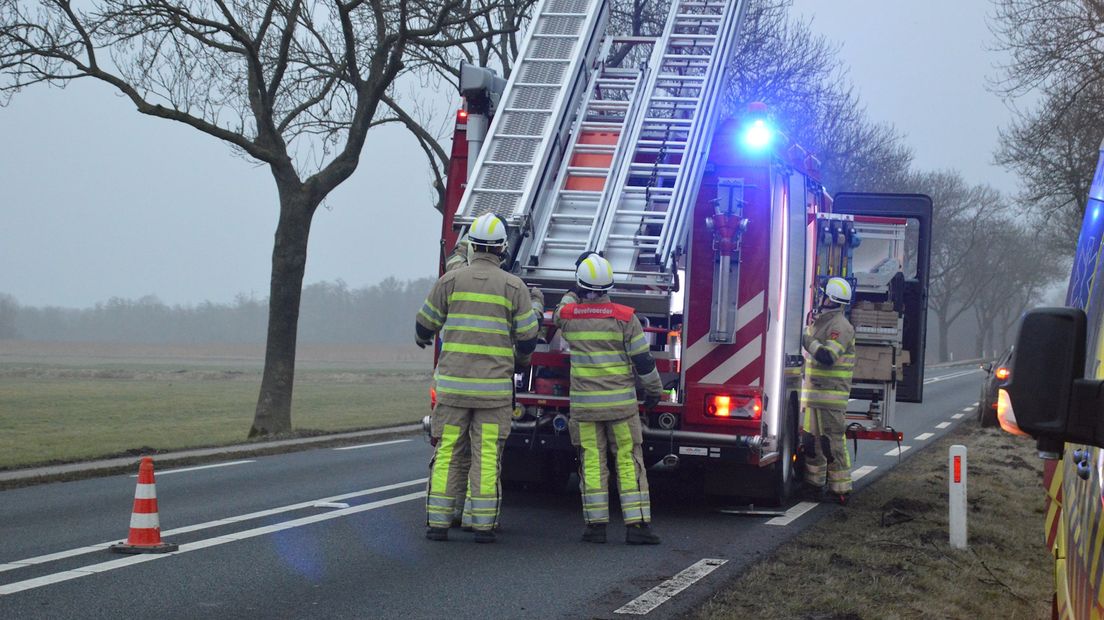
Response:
766,402,800,505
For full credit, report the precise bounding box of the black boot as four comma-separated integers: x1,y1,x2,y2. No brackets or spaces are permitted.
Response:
473,529,496,544
626,523,661,545
582,523,607,544
426,527,449,542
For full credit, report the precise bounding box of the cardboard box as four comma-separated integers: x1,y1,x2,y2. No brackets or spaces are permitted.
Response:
853,344,894,381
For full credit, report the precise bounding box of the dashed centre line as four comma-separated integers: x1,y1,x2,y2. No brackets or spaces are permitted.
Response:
951,413,965,419
915,433,934,441
852,465,877,481
766,502,819,527
936,422,951,429
885,445,911,457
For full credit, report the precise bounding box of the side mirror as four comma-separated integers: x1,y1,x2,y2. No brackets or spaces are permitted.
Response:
1006,307,1104,452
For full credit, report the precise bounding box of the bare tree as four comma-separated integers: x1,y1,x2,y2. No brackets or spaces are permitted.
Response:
994,80,1104,241
892,171,1004,362
968,219,1066,357
1,0,513,436
991,0,1104,239
385,0,536,214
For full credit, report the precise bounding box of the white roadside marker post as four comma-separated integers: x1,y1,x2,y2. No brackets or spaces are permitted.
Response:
949,444,968,549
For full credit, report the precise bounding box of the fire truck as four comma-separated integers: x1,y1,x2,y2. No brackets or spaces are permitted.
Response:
432,0,932,503
999,140,1104,618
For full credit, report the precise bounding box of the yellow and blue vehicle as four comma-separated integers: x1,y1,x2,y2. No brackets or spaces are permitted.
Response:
1001,141,1104,619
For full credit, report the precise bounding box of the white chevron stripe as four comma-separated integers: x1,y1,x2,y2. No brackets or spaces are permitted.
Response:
699,336,763,385
683,292,765,369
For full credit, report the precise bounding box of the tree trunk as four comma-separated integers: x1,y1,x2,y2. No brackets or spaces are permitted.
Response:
937,313,951,363
250,188,316,437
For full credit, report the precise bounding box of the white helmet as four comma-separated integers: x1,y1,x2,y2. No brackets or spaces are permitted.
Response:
823,277,853,305
468,213,508,250
576,253,614,291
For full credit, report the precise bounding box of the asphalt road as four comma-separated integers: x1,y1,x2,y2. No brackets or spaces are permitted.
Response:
0,366,983,619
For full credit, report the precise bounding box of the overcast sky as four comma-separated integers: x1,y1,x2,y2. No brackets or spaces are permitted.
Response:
0,0,1017,308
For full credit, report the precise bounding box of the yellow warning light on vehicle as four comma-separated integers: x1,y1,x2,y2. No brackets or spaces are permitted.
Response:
996,388,1029,437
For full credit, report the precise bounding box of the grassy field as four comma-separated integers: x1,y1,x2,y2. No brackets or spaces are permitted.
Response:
697,421,1052,619
0,342,435,469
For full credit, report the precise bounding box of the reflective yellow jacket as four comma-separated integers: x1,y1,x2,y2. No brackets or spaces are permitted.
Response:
416,253,540,408
554,291,663,422
801,306,856,410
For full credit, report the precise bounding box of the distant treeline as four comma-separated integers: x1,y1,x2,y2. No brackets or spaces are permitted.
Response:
0,278,437,344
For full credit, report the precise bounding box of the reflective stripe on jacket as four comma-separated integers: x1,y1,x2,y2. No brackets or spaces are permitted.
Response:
416,253,539,407
801,306,856,410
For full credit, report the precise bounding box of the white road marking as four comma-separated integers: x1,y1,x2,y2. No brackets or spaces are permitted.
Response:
0,491,426,596
332,439,412,451
915,433,934,441
131,460,255,477
0,478,427,574
614,558,728,615
952,413,965,419
885,446,911,457
936,422,951,429
766,502,819,526
852,465,877,481
312,502,351,509
961,407,974,412
924,369,980,384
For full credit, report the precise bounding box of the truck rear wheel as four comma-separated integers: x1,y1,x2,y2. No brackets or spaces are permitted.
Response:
767,401,800,505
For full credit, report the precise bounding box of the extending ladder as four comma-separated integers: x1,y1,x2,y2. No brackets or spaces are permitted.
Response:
521,51,648,282
589,0,749,289
452,0,608,232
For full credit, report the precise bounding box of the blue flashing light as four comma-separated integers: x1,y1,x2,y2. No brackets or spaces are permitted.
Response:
741,119,773,151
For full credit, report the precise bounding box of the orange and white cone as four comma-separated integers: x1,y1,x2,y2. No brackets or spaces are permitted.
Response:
110,456,178,554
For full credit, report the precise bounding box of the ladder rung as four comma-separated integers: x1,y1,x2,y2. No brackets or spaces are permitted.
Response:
617,210,670,218
581,121,626,129
630,163,681,170
559,189,603,197
643,118,694,125
544,240,590,248
623,186,674,193
675,13,723,20
550,213,597,220
566,166,611,175
573,144,617,153
651,96,701,103
609,234,661,241
663,54,712,61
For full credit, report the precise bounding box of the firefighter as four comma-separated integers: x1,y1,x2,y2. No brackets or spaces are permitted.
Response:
800,276,857,505
555,253,664,545
416,213,543,543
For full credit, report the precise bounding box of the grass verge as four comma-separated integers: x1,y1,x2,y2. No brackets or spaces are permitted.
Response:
0,348,432,470
697,421,1052,620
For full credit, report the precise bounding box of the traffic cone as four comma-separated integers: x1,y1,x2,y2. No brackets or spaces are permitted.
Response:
109,456,179,554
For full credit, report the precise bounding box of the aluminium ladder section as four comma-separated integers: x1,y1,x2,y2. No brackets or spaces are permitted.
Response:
590,0,749,289
520,56,648,285
453,0,608,233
